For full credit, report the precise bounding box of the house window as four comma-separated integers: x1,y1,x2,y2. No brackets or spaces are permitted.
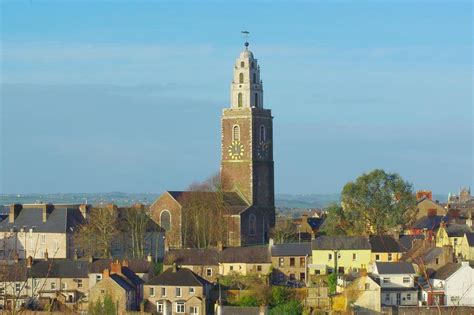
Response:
96,274,102,282
300,273,305,281
176,287,182,297
290,258,295,267
61,282,67,290
149,287,155,297
435,258,439,264
160,210,171,231
249,214,257,236
279,258,284,267
375,254,380,261
51,282,56,290
239,73,244,84
41,234,46,244
406,293,411,300
238,93,243,108
314,270,320,275
161,287,166,297
230,266,233,271
206,268,212,277
454,238,458,245
233,125,240,141
189,287,195,294
15,283,21,292
300,257,305,267
385,294,390,301
289,274,295,280
403,277,410,284
157,302,163,313
176,302,185,313
383,278,391,283
328,253,332,260
190,306,199,314
327,268,334,274
352,253,357,260
388,253,393,261
0,287,4,295
77,279,83,288
257,265,262,272
100,289,105,294
365,283,370,290
337,252,341,259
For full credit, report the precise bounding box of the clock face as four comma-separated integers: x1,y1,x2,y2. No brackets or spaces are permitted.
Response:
257,141,269,159
228,141,245,160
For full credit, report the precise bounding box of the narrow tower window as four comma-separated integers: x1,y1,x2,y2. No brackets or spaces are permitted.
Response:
233,125,240,141
239,73,244,84
254,93,259,107
240,61,245,68
238,93,243,108
251,61,254,68
253,73,256,83
249,214,257,235
260,125,266,142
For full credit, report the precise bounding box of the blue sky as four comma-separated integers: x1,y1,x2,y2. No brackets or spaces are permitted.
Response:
1,0,472,195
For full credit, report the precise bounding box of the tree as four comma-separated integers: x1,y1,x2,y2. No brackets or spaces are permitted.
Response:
269,300,302,315
270,218,297,244
320,203,351,236
74,207,118,258
88,294,116,315
334,169,417,235
121,206,153,259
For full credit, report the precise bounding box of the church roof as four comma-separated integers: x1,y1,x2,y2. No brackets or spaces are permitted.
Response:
167,191,250,215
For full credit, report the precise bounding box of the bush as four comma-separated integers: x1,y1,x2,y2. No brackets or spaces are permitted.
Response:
271,286,292,305
236,295,259,307
269,300,302,315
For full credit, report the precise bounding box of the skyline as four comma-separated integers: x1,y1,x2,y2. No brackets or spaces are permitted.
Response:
1,1,472,195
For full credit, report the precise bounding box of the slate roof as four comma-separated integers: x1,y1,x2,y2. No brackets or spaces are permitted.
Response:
412,215,446,230
164,248,220,266
219,246,271,263
430,263,462,280
271,242,312,257
167,191,250,215
466,233,474,247
147,267,210,286
369,235,402,253
311,236,371,250
375,262,416,274
398,235,425,251
445,224,472,237
0,259,89,281
0,205,85,233
89,259,152,274
110,274,135,291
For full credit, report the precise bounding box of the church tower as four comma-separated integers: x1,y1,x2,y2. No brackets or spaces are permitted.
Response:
220,41,275,244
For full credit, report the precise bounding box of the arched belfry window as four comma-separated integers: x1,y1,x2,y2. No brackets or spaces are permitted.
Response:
254,93,259,107
251,61,255,68
249,214,257,236
239,73,244,84
238,93,243,108
233,125,240,141
240,61,245,68
160,210,171,231
260,125,266,142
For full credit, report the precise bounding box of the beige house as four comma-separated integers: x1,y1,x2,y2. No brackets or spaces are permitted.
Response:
459,232,474,261
369,235,404,263
144,266,211,315
270,241,311,285
344,275,381,314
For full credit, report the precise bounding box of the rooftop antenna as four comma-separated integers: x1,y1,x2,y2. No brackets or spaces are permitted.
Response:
241,30,250,49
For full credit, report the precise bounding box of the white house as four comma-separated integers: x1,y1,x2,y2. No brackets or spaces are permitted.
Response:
372,262,418,307
421,262,474,307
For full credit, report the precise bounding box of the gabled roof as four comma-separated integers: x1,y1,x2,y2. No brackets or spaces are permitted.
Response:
430,263,462,280
164,248,220,266
0,206,85,233
375,262,416,275
30,259,89,278
312,236,371,250
445,224,472,237
147,267,210,286
412,215,446,230
110,274,135,291
307,217,325,230
219,246,271,263
167,191,250,215
271,242,312,257
398,235,425,252
466,233,474,247
369,235,402,253
89,259,152,274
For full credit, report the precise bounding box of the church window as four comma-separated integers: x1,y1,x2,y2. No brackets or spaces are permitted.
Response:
249,214,257,235
251,61,254,68
254,93,258,107
160,210,171,231
238,93,243,108
240,61,245,68
260,125,266,142
253,73,256,83
232,125,240,141
239,73,244,84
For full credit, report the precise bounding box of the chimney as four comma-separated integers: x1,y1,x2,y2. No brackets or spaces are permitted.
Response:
391,229,400,240
79,204,88,220
9,204,22,223
103,268,110,278
214,301,223,315
466,212,473,228
110,260,122,275
44,250,49,261
147,253,153,262
259,305,268,315
217,241,224,252
88,255,94,263
172,262,177,273
26,256,33,268
42,204,54,223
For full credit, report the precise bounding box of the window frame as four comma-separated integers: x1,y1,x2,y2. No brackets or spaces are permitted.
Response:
161,287,166,297
149,286,155,297
176,287,182,297
176,302,185,313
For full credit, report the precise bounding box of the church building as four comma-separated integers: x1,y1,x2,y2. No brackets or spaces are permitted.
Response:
150,41,275,248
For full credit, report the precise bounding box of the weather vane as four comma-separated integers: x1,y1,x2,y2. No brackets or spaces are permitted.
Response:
241,30,250,48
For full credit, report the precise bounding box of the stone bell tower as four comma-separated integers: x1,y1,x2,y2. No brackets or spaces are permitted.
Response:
220,41,276,242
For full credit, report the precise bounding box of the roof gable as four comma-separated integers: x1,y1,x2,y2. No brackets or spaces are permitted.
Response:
147,267,210,286
375,262,416,275
369,235,402,253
